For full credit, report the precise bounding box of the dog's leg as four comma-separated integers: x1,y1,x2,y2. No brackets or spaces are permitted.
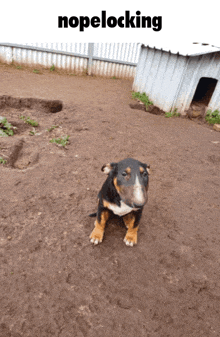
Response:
123,210,142,246
90,206,110,245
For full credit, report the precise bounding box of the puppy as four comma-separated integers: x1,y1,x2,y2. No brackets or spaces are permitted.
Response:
90,158,150,246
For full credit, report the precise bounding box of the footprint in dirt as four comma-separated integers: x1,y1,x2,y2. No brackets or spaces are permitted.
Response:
8,138,40,170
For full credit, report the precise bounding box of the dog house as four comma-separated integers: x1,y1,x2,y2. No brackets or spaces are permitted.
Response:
133,43,220,114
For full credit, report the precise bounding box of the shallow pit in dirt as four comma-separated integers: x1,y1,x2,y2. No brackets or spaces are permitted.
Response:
1,137,40,170
129,102,165,115
0,97,68,171
0,95,63,113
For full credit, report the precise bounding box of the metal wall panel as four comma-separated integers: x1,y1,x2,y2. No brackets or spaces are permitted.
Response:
0,43,140,79
176,52,220,112
92,59,136,78
133,45,220,113
25,42,89,55
7,44,89,73
133,47,186,112
93,43,141,63
0,46,12,63
13,49,88,73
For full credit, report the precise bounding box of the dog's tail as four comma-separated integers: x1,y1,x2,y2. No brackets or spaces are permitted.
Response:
89,212,97,217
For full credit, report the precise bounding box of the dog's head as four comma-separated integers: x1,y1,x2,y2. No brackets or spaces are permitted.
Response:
102,158,150,209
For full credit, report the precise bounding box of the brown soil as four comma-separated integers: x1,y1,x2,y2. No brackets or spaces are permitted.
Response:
0,66,220,337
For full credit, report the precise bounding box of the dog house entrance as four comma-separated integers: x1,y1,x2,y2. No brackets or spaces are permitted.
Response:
192,77,218,106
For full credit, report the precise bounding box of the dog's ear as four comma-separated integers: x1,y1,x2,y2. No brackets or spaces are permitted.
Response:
142,163,151,174
101,162,117,175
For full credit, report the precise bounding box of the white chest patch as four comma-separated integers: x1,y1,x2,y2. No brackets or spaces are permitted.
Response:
107,200,138,217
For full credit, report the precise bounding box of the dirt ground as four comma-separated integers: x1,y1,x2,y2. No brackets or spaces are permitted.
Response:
0,64,220,337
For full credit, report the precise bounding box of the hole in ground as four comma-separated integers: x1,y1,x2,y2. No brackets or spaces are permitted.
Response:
0,95,63,113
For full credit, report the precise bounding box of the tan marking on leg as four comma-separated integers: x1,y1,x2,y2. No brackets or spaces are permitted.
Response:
90,210,110,245
123,212,139,246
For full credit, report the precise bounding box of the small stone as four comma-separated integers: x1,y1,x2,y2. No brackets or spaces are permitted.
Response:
191,110,201,118
213,124,220,132
7,236,12,240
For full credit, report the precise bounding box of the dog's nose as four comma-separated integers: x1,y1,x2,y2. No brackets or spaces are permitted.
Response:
133,202,144,209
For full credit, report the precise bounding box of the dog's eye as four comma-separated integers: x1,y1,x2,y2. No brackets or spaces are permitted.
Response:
122,171,127,177
142,171,148,177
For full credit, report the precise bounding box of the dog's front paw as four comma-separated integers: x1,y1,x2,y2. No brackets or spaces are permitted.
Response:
123,231,137,247
90,227,104,245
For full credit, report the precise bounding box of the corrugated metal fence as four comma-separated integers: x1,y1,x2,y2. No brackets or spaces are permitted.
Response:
0,42,141,79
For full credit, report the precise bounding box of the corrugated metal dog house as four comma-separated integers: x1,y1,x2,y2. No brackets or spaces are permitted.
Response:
133,43,220,114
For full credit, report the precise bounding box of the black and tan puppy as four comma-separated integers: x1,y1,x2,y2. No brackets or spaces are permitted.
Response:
89,158,150,246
